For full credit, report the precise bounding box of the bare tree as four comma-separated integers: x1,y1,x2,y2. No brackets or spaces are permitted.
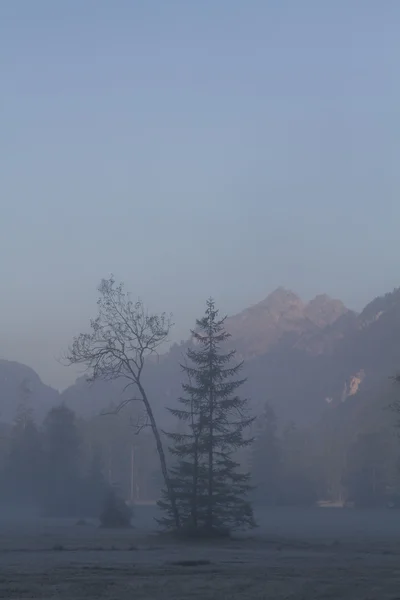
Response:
65,276,180,528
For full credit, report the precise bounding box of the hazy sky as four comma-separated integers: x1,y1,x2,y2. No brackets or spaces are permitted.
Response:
1,1,399,389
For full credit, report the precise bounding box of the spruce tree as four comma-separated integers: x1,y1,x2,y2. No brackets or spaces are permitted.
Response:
159,298,256,533
157,368,207,530
3,404,43,507
251,402,282,506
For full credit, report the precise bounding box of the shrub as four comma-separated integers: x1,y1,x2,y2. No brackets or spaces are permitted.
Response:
99,489,132,528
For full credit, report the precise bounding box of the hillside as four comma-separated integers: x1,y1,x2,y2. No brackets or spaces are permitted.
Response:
2,286,400,426
0,360,60,423
140,286,400,425
224,287,350,359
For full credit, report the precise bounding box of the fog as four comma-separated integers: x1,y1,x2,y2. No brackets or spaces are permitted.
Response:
2,1,400,598
2,1,400,389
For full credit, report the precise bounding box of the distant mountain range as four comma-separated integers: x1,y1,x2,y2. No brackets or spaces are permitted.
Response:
2,286,400,425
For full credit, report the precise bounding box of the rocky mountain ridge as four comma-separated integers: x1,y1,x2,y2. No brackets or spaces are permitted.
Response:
224,287,352,359
1,286,400,425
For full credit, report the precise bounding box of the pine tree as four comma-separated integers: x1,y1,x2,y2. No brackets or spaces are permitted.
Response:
279,423,318,506
157,367,207,530
159,298,256,533
343,431,391,507
42,405,83,516
3,404,43,507
251,402,282,506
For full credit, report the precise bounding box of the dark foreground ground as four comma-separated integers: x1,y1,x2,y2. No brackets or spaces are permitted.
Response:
1,506,400,599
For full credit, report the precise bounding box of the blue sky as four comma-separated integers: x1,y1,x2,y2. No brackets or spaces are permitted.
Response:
1,1,399,388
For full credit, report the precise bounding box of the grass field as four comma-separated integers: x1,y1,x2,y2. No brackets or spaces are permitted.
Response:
1,506,400,599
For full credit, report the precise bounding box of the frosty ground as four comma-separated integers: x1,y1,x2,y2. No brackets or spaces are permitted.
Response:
1,507,400,599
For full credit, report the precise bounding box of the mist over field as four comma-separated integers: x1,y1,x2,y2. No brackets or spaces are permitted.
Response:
2,1,400,598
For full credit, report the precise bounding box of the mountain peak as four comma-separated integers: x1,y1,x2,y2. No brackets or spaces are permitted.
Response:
265,286,301,302
224,288,305,357
258,287,304,314
0,359,59,422
305,294,349,327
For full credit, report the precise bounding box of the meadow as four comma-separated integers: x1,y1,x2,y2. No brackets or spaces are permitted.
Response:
1,506,400,599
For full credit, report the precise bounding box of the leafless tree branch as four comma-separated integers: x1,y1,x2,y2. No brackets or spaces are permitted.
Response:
130,411,151,435
64,275,181,528
100,397,143,416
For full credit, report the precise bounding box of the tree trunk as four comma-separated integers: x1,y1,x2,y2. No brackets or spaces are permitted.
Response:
192,440,199,528
138,383,180,529
207,395,213,529
130,444,135,504
207,331,214,530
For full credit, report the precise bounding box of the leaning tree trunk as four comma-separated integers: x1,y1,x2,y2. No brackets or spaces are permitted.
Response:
138,383,181,529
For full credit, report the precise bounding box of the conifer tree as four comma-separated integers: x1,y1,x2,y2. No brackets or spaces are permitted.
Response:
251,402,282,505
157,368,207,529
3,404,43,506
159,298,256,533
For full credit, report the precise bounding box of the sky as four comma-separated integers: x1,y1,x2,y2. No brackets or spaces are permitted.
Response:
1,1,400,389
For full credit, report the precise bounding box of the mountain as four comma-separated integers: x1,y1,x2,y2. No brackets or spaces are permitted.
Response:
62,288,356,425
304,294,350,328
3,286,400,427
223,287,350,358
58,286,400,426
0,360,60,423
145,286,400,425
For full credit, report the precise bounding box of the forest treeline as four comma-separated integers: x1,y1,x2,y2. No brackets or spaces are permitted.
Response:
0,401,162,517
1,389,399,518
1,277,400,531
